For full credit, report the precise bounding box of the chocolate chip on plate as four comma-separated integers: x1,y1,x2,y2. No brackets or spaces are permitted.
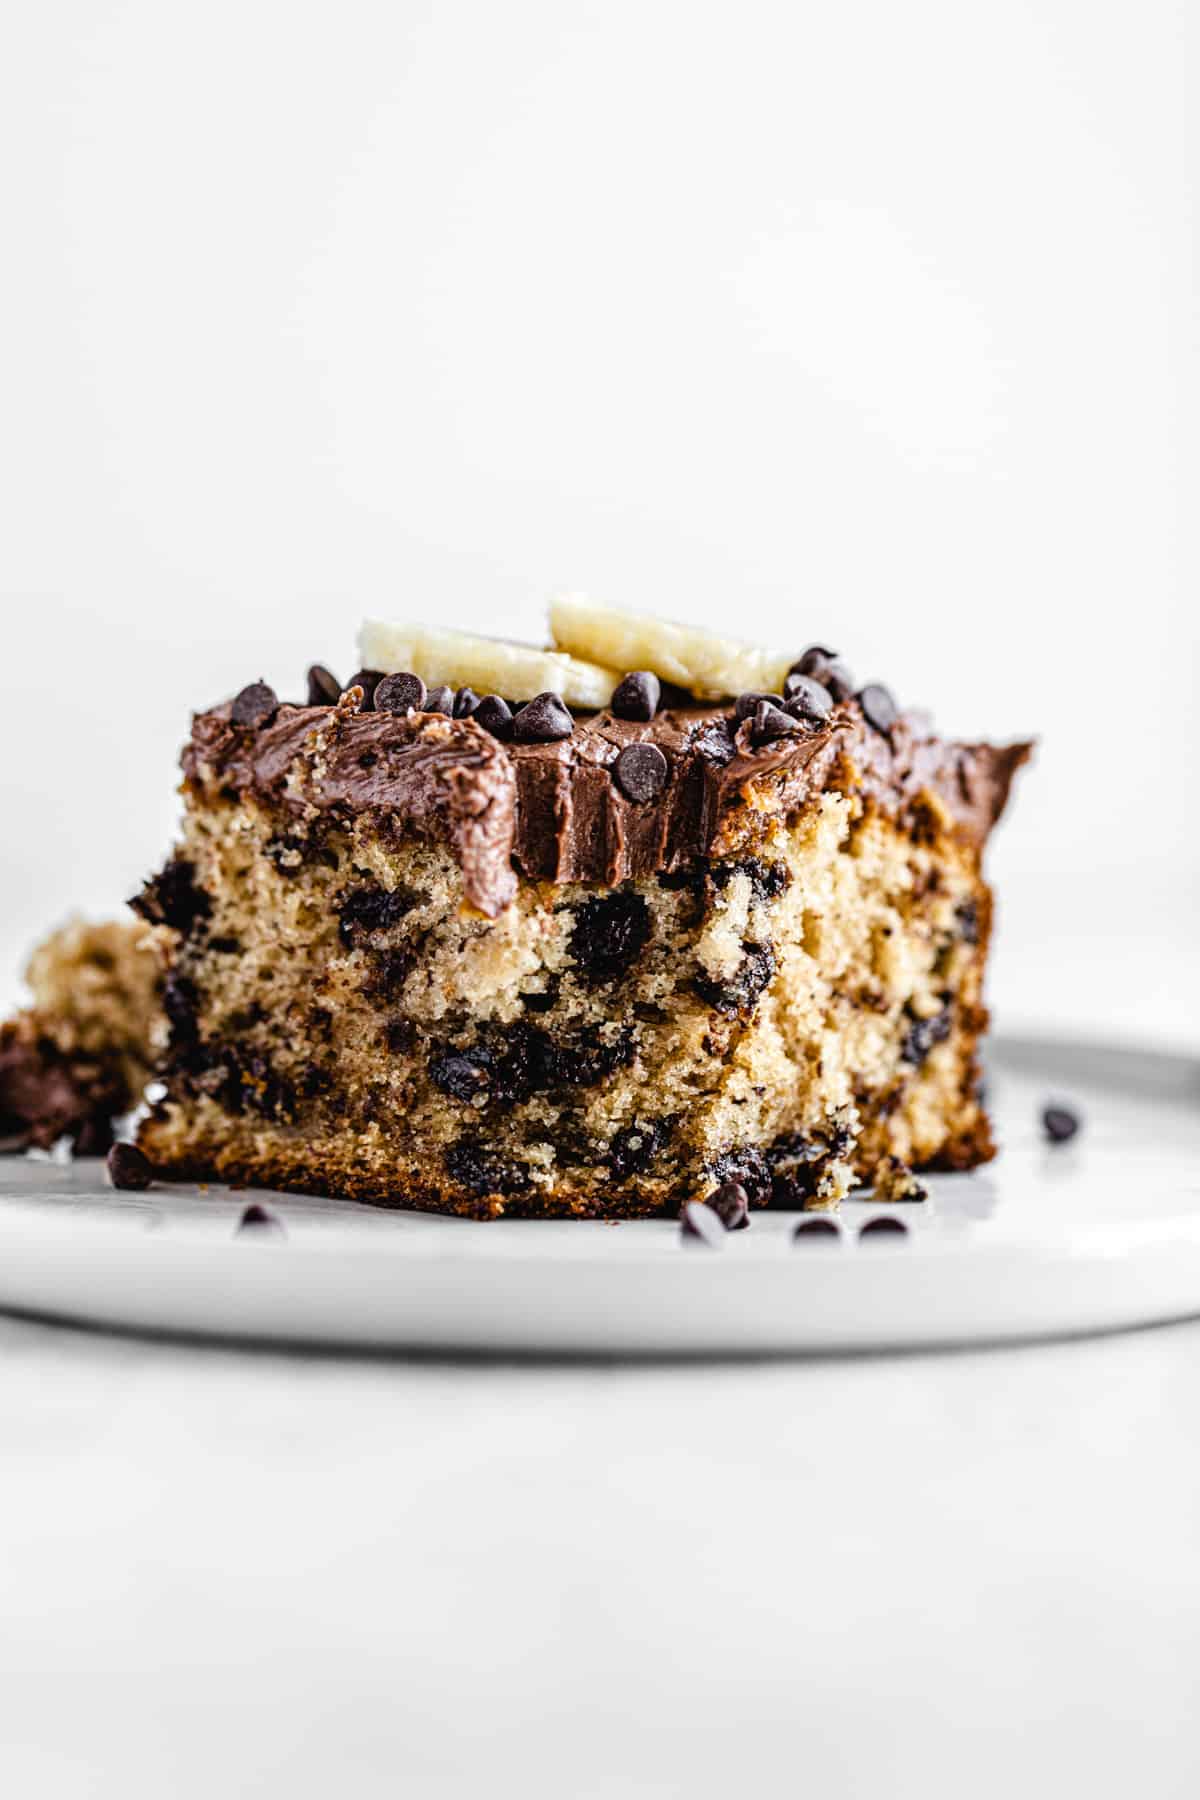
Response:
513,691,574,742
752,700,801,745
106,1142,154,1192
348,670,381,710
236,1201,285,1236
1041,1102,1081,1144
858,1215,908,1239
680,1200,725,1246
734,691,784,722
614,741,669,803
611,671,661,722
709,1180,750,1231
782,673,834,723
858,683,898,736
306,664,342,707
472,695,514,740
793,1215,841,1241
375,671,427,715
231,681,279,729
425,684,454,716
453,686,480,718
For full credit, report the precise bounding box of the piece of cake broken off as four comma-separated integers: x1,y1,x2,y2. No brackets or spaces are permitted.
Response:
135,675,1029,1217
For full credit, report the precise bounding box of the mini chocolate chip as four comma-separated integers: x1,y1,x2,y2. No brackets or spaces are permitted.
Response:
752,700,801,745
680,1200,725,1247
513,691,574,742
821,660,855,702
1042,1103,1081,1144
793,1215,841,1241
376,672,427,715
792,645,838,669
453,686,480,718
106,1142,153,1191
735,691,784,722
429,1051,493,1104
791,648,855,702
858,683,898,735
231,681,279,729
782,673,833,722
236,1201,285,1236
614,741,668,803
569,892,651,984
611,671,661,722
348,670,381,710
710,1181,750,1231
472,694,514,739
306,664,342,707
425,684,454,715
858,1215,908,1239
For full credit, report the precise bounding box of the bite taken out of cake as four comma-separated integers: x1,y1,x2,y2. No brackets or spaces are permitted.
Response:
134,603,1031,1218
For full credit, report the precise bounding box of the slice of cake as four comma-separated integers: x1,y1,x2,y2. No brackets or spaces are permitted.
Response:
135,605,1030,1217
0,918,163,1153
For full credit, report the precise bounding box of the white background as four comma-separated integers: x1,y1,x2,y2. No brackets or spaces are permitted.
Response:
1,14,1199,1799
1,0,1196,1038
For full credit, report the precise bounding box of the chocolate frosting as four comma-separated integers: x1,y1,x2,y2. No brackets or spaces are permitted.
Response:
184,691,1032,918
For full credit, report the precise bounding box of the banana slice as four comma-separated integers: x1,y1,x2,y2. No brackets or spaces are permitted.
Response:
549,593,791,700
357,620,620,708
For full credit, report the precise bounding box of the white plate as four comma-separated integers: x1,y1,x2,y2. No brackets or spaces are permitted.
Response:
1,1035,1197,1354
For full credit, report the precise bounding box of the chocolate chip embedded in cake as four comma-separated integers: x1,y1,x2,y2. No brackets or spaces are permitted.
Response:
134,612,1031,1218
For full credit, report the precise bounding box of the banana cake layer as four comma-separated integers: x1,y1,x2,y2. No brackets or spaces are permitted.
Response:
136,683,1030,1217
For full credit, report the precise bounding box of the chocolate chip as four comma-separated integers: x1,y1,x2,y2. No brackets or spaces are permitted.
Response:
472,695,514,740
710,1181,750,1231
858,683,898,736
793,1215,841,1241
790,648,854,702
129,857,211,934
1042,1103,1081,1144
901,1004,952,1067
348,670,381,710
445,1138,531,1197
752,700,801,745
734,691,784,722
680,1200,725,1247
430,1050,493,1104
305,664,342,707
335,883,419,946
231,681,279,729
611,671,661,722
858,1215,908,1239
710,857,790,902
695,941,776,1016
106,1142,153,1191
782,673,833,723
614,742,668,803
513,691,574,742
425,684,454,715
706,1147,771,1207
236,1202,284,1236
569,892,651,985
608,1120,666,1178
453,686,480,718
376,671,427,715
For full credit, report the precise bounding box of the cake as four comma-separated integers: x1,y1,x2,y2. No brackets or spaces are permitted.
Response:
134,603,1030,1217
0,917,162,1153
